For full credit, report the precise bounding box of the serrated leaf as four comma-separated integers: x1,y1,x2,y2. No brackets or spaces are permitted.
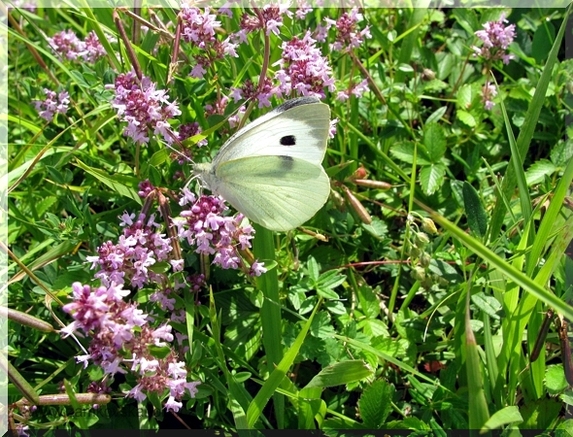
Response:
358,379,394,428
304,360,373,389
420,164,446,196
550,140,573,166
462,182,488,238
389,142,416,164
423,123,446,162
456,83,473,109
525,159,557,185
359,319,390,337
390,142,431,165
362,218,387,238
310,311,334,339
457,110,477,127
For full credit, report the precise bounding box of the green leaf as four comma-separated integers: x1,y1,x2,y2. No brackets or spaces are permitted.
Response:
462,182,488,238
546,365,568,394
74,159,140,203
456,83,473,109
420,164,446,196
148,148,170,167
316,287,340,300
423,123,446,162
304,360,373,389
471,292,502,319
147,344,172,359
481,406,523,431
550,140,573,166
390,142,431,165
531,21,556,64
457,110,477,128
525,159,557,186
358,379,395,428
425,106,447,125
317,270,346,290
306,256,320,281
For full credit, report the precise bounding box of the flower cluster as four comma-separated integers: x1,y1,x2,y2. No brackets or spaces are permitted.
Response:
108,71,181,145
176,189,266,276
318,8,371,51
62,282,200,413
180,6,238,79
472,13,516,65
86,212,182,289
239,5,292,37
47,30,106,63
34,89,70,122
275,31,336,98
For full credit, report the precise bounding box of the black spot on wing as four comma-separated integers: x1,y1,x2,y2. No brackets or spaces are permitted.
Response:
280,135,296,146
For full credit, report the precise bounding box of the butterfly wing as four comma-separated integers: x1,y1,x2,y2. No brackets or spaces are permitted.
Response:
210,155,330,231
212,97,330,167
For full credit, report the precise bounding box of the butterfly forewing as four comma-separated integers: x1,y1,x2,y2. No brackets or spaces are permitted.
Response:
212,97,330,167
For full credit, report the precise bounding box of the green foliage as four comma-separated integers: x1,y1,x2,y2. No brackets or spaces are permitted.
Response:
6,4,573,434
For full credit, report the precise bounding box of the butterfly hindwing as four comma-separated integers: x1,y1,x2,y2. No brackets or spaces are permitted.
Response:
212,155,330,231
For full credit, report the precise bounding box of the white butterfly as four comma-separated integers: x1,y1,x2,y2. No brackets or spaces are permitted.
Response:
193,96,331,232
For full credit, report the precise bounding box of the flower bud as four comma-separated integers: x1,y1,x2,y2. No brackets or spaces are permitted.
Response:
342,186,372,225
353,179,392,190
351,166,368,180
420,252,431,268
415,232,430,248
411,266,426,282
421,218,437,235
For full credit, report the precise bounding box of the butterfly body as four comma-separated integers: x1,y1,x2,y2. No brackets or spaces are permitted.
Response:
193,97,331,232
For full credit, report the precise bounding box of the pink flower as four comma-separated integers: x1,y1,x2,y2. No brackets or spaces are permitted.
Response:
176,190,265,273
481,82,498,110
164,395,182,413
239,5,292,36
33,89,69,122
472,13,516,65
107,71,181,145
47,29,106,63
180,7,238,79
275,32,336,98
